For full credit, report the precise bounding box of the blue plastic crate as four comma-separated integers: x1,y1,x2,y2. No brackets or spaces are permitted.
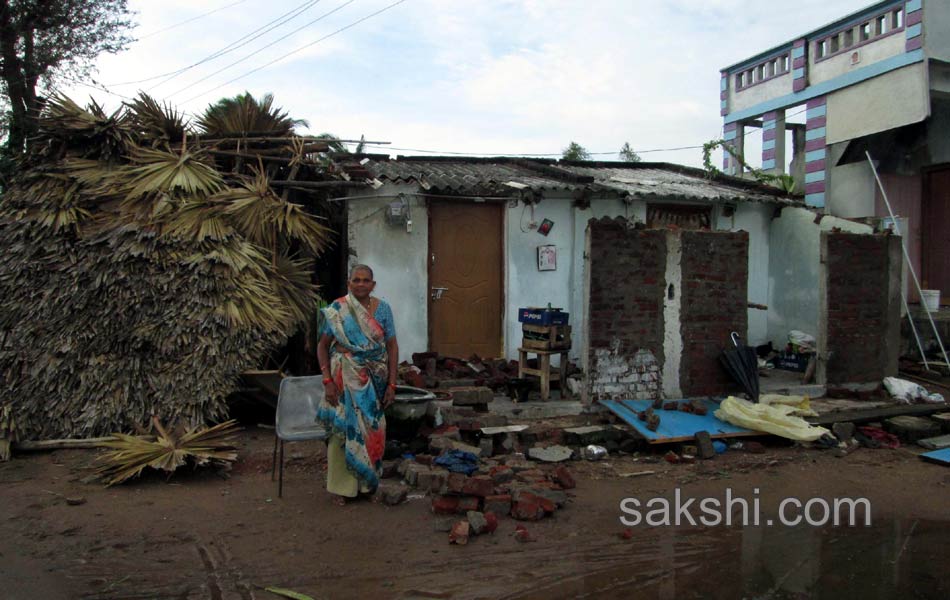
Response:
518,307,569,326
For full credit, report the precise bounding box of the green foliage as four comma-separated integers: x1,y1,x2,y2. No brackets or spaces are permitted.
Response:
702,138,797,193
619,142,641,162
0,0,134,164
561,141,590,161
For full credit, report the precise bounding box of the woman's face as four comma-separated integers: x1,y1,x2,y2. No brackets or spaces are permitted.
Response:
348,269,375,300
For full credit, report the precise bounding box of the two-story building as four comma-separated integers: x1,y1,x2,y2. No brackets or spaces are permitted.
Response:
720,0,949,313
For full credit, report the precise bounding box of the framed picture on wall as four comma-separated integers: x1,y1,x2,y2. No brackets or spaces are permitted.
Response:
538,245,557,271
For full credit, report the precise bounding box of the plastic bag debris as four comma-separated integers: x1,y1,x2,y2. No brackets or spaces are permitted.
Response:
883,376,945,404
714,396,830,442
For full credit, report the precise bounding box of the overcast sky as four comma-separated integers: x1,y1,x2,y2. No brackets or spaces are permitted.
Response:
64,0,875,167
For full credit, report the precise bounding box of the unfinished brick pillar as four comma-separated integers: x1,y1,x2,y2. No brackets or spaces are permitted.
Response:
583,220,750,402
584,218,665,402
818,232,901,388
679,230,749,397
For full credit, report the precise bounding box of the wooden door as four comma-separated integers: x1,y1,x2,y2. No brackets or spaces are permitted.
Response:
923,167,950,304
429,202,503,357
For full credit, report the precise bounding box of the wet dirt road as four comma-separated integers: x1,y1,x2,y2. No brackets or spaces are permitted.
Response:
2,427,948,599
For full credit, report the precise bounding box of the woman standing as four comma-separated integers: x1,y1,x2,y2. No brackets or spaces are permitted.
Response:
316,264,398,503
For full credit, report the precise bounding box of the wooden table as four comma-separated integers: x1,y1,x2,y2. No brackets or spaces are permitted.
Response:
517,347,571,401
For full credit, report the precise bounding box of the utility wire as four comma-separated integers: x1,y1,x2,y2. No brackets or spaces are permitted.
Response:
110,0,324,88
136,0,249,41
169,0,358,99
178,0,408,103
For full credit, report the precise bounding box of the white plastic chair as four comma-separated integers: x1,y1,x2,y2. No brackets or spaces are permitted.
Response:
272,375,329,498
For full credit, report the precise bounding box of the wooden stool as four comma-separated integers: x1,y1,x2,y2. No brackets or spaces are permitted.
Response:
517,347,571,402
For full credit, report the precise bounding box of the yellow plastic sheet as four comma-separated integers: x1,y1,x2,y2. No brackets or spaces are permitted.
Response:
714,396,830,442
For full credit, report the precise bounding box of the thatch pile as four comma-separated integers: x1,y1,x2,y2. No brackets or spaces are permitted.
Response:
0,93,346,446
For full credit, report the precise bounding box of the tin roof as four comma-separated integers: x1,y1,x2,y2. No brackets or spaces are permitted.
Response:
334,155,802,206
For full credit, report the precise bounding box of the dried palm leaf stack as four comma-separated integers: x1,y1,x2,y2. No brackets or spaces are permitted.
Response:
94,417,241,486
0,92,340,445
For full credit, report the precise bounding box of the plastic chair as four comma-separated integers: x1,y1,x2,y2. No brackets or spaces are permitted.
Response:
272,375,329,498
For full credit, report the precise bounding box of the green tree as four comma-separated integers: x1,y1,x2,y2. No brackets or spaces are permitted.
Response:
0,0,134,159
561,141,590,161
619,142,641,162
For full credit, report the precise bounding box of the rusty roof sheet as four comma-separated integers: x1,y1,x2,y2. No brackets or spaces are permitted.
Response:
336,156,802,205
555,162,801,206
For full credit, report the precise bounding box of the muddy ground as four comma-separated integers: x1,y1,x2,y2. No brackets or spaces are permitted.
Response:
2,427,949,600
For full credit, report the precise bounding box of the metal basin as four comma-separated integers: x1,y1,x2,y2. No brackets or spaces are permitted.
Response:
388,385,436,421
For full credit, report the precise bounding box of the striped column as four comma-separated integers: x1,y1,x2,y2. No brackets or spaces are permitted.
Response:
720,71,729,116
804,97,827,208
762,110,786,173
723,121,743,175
905,0,923,52
792,38,807,92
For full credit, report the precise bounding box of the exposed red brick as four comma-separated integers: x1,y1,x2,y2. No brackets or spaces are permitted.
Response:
553,465,576,489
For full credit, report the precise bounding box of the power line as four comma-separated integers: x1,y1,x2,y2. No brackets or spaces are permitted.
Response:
110,0,324,88
169,0,358,100
178,0,409,104
137,0,249,41
358,143,705,157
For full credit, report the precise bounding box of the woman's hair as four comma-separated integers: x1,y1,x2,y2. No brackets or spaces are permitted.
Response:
349,264,374,280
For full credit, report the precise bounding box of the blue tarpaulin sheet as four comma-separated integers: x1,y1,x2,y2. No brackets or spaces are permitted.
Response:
920,448,950,466
600,398,760,444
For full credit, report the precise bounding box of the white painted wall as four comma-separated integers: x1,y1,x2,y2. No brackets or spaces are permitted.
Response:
810,32,905,85
346,183,428,362
826,143,877,217
714,203,772,345
924,0,950,63
504,195,576,364
825,63,930,145
729,73,794,114
767,207,872,348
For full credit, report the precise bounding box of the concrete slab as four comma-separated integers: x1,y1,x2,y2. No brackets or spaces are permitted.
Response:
488,396,585,419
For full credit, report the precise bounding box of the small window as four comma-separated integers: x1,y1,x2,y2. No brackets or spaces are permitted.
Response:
830,34,840,53
756,65,765,81
736,73,743,88
816,39,828,58
894,8,903,29
876,15,887,35
782,55,789,72
844,29,854,47
747,69,755,83
860,22,871,41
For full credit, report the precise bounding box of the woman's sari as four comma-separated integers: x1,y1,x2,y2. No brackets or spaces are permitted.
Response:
316,293,389,494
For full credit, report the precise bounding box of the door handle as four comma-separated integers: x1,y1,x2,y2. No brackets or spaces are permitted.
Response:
431,287,448,300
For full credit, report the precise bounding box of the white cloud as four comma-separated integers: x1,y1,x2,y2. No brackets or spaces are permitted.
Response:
62,0,876,166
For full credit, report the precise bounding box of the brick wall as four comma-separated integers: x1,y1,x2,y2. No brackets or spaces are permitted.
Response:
679,230,749,397
821,232,900,384
586,218,665,401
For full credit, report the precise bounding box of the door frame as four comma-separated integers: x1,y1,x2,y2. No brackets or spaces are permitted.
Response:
921,163,950,303
426,198,506,357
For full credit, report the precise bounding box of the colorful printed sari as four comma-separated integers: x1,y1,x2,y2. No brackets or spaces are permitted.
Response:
316,293,392,494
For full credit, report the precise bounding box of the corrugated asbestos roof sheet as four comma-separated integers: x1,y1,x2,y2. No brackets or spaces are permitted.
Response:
335,156,802,206
556,163,800,205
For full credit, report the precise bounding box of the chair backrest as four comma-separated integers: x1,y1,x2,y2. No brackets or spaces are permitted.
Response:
276,375,329,440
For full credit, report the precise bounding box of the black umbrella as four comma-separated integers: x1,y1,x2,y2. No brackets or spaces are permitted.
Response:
720,331,760,402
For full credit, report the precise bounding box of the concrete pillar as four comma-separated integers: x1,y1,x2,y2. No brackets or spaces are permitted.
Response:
761,110,786,174
723,122,745,176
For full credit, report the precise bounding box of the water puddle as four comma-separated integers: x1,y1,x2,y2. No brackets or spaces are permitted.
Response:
503,519,950,599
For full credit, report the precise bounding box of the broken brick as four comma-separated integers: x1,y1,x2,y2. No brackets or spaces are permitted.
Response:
446,472,468,494
511,499,545,521
553,465,576,489
449,521,470,545
432,495,460,515
483,494,512,515
462,475,495,497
